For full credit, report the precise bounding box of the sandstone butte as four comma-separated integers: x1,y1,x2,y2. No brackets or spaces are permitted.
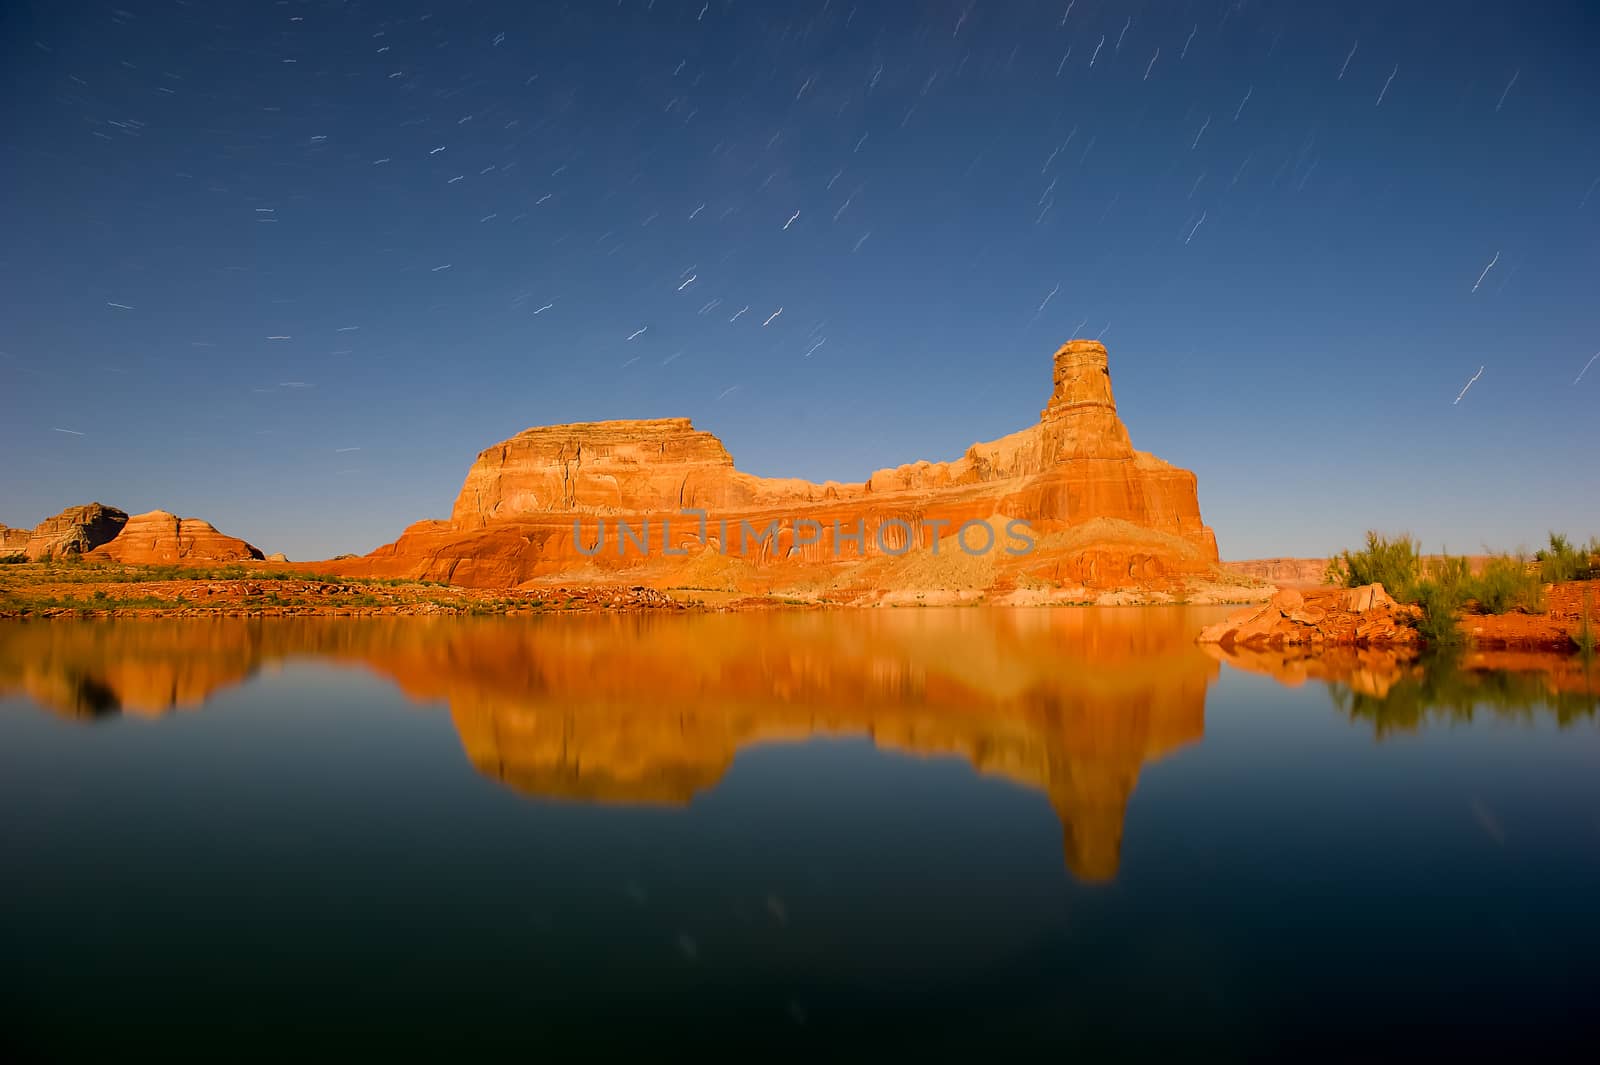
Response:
328,340,1227,600
1,503,262,564
88,510,264,564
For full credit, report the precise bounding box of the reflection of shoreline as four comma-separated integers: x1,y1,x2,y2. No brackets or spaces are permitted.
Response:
0,610,1223,883
1202,643,1600,734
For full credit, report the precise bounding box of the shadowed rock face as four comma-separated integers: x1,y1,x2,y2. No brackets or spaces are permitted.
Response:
88,510,263,564
331,340,1219,592
0,609,1219,882
19,503,129,560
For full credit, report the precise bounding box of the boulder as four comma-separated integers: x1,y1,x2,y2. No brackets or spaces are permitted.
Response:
1272,588,1305,612
88,510,263,564
1344,583,1398,613
265,552,289,563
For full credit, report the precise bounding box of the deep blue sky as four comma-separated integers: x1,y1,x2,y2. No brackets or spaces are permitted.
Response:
3,0,1597,561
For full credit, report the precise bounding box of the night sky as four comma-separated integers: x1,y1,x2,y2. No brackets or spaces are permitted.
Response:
3,0,1597,561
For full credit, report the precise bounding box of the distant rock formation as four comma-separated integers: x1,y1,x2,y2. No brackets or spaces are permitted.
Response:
0,524,29,555
1225,555,1500,588
334,340,1223,595
19,503,129,560
88,510,263,564
1223,558,1331,586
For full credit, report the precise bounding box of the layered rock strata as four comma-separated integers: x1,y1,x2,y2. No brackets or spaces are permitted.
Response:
88,510,264,564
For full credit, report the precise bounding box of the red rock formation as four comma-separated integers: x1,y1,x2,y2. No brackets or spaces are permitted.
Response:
1197,584,1421,649
333,340,1221,594
88,510,263,564
20,503,129,560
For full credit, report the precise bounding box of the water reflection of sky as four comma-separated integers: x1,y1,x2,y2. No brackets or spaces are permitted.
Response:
2,612,1597,1056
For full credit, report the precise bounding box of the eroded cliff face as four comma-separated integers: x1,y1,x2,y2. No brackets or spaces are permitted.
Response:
336,341,1221,595
20,503,129,560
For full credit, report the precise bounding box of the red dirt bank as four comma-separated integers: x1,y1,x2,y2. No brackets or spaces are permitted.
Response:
1199,581,1597,653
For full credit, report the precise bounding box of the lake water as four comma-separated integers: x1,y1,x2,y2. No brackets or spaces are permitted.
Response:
3,609,1598,1058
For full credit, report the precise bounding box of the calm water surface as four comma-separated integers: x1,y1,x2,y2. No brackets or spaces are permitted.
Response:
3,609,1598,1059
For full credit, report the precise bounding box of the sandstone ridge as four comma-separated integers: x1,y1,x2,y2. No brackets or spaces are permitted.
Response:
335,340,1227,598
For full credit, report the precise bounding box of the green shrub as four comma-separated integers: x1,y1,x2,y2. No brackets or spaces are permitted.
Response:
1535,532,1599,583
1327,532,1421,599
1464,554,1544,614
1424,554,1472,600
1411,578,1465,647
0,553,26,565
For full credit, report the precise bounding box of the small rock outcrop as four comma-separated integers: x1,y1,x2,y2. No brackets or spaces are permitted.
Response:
22,503,129,560
88,510,264,564
1197,583,1420,649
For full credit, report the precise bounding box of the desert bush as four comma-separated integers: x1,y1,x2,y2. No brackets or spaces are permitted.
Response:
1465,554,1544,614
1327,532,1421,599
1535,532,1599,583
0,553,25,565
1410,577,1465,647
1424,554,1471,600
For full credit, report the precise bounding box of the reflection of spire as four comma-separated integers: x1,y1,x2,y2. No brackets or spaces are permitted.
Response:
1050,766,1138,884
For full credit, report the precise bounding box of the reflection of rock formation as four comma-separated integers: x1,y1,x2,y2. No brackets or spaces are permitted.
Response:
1204,643,1599,735
0,622,267,718
0,609,1219,881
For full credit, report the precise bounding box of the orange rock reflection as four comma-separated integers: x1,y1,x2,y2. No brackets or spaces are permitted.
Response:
0,609,1224,881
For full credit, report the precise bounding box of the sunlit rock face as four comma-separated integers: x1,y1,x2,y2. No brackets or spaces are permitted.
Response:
330,340,1219,593
88,510,264,564
0,609,1217,882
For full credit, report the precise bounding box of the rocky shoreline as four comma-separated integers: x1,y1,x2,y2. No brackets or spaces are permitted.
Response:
1198,582,1594,654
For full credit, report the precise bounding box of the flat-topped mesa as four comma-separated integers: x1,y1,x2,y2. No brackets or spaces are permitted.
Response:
450,418,749,529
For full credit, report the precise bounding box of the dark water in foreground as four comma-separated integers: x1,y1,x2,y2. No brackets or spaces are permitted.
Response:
3,610,1598,1059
